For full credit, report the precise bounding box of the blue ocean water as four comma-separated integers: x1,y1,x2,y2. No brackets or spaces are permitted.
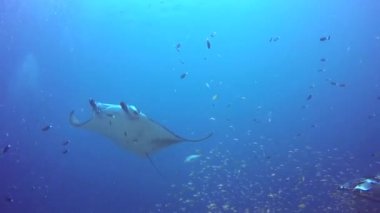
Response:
1,0,380,212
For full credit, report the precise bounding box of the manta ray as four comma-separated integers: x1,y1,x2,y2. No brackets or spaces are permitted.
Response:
69,99,212,157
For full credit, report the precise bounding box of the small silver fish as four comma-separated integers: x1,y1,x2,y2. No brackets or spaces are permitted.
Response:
184,154,201,163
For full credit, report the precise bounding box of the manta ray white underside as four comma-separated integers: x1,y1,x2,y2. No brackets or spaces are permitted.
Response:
69,99,212,156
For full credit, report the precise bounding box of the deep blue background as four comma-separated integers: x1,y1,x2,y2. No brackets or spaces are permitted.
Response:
1,0,380,212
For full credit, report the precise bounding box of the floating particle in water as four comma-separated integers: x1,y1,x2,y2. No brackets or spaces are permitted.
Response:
298,203,306,209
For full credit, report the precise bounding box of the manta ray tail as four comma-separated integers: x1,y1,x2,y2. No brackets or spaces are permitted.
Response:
182,132,213,142
146,153,164,178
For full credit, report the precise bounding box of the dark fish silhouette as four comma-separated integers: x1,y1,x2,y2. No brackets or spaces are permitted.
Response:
320,35,331,41
5,196,14,203
330,81,337,86
320,58,326,62
206,39,211,49
41,124,53,131
269,37,279,42
180,72,188,79
2,144,11,154
176,43,181,52
62,140,70,146
368,113,376,119
339,83,346,87
62,149,69,154
306,94,313,101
